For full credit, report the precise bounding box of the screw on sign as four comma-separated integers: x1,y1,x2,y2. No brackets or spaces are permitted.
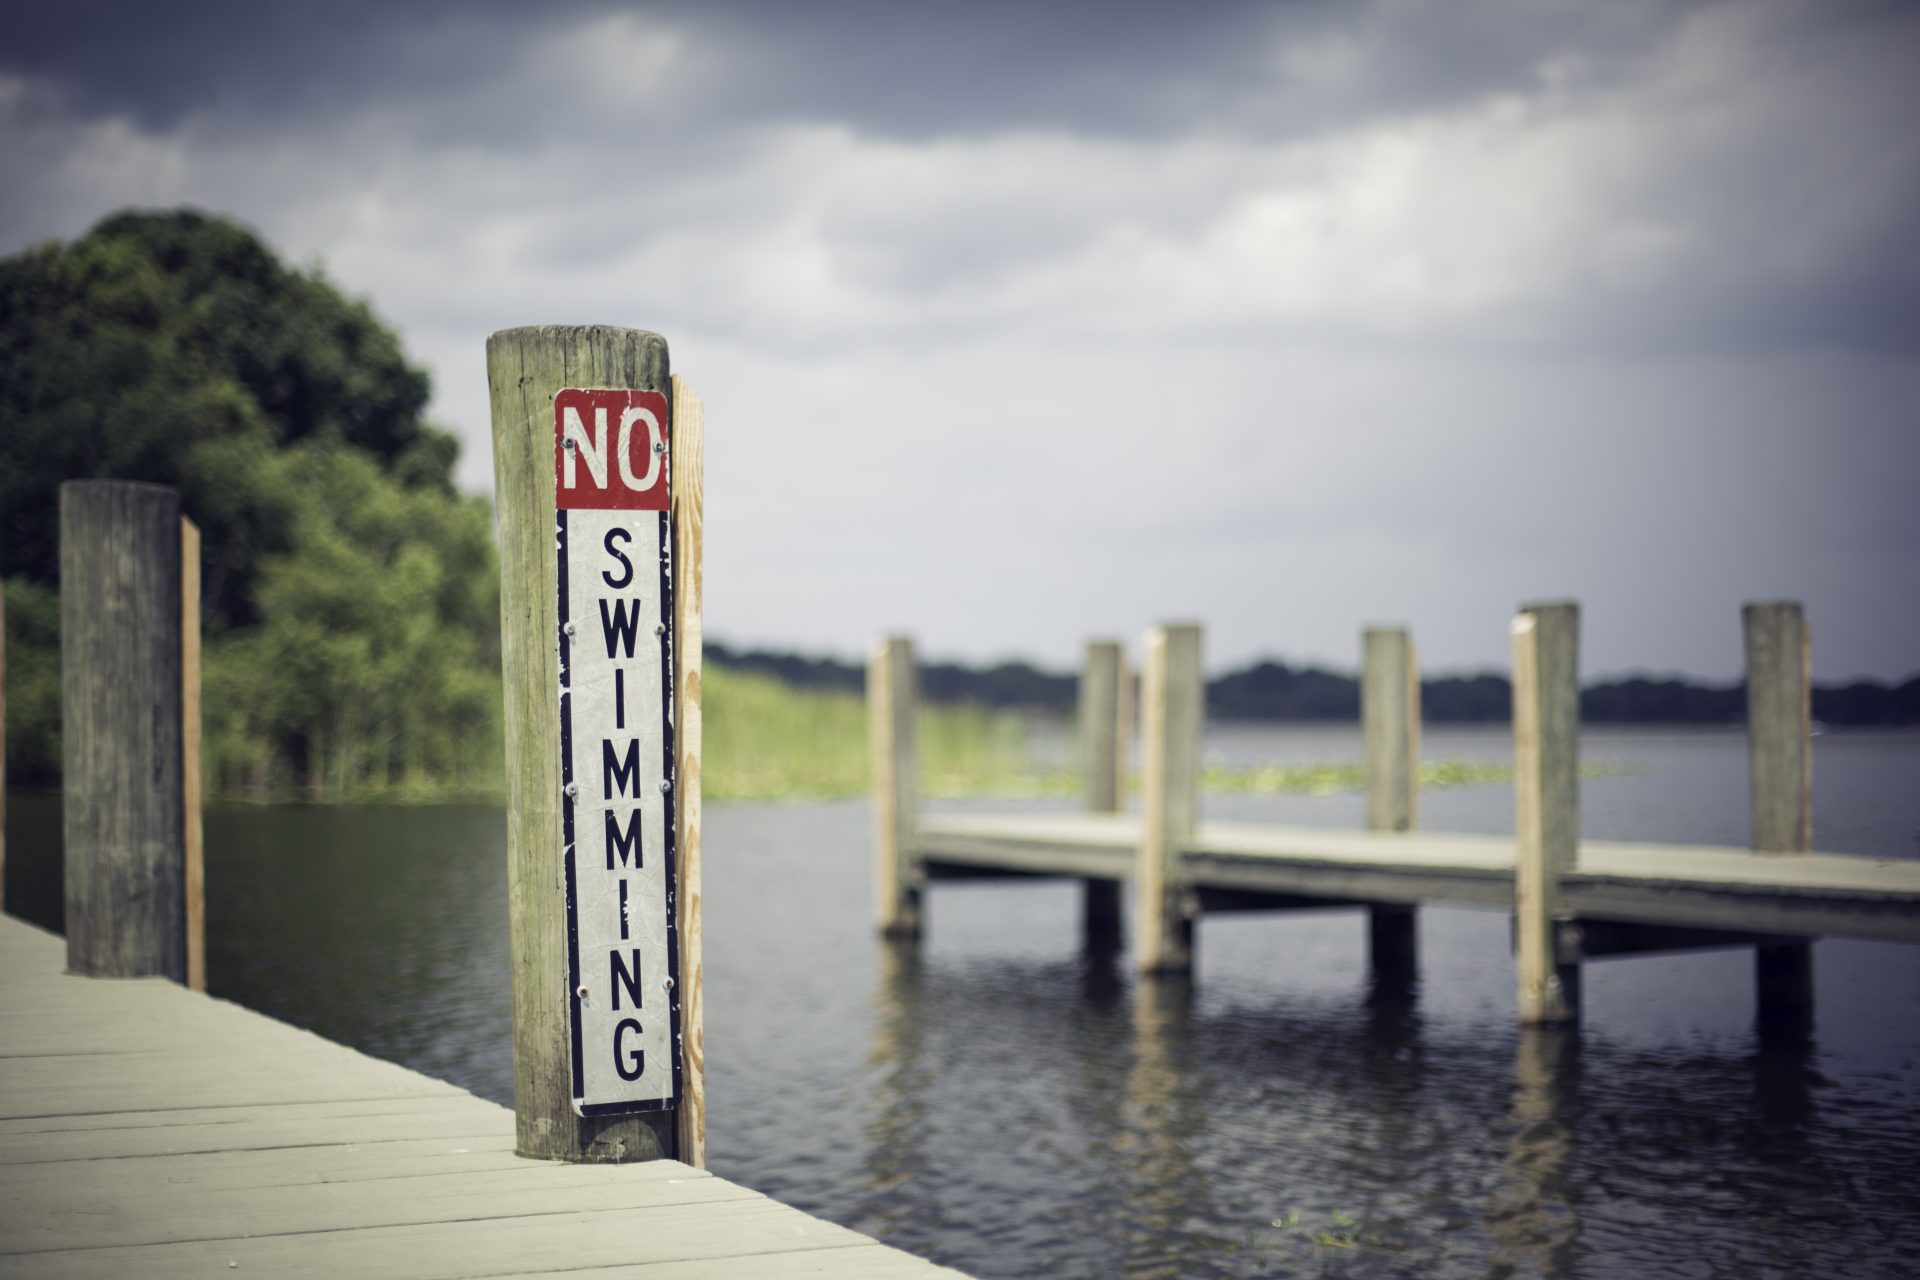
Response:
553,388,682,1115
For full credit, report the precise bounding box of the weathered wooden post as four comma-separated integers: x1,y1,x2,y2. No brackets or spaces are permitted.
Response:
1745,601,1814,1021
1512,602,1580,1025
1080,639,1126,951
870,635,922,939
488,326,696,1163
1136,623,1202,975
60,481,186,980
1363,626,1419,972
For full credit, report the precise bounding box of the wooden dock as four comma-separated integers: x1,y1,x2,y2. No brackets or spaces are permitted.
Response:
871,611,1920,1026
916,813,1920,944
0,914,967,1279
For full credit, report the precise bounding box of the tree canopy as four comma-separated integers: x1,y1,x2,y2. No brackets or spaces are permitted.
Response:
3,209,498,796
1,208,457,629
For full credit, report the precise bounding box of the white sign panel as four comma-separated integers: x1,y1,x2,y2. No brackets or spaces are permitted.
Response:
554,387,680,1116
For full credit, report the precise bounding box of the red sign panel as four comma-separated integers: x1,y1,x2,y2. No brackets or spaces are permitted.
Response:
554,388,671,511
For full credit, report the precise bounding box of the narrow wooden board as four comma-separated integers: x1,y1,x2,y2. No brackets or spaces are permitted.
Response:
0,1199,884,1279
669,374,706,1169
913,813,1920,940
0,914,965,1279
0,1164,752,1254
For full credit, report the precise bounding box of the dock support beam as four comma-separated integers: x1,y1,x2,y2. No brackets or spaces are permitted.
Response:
671,377,707,1169
1363,627,1419,975
1136,623,1202,976
488,325,679,1163
181,518,205,992
59,481,187,982
1080,639,1126,952
871,635,922,940
1745,601,1814,1029
1513,602,1580,1025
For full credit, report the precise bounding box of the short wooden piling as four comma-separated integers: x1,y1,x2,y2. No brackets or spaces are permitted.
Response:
59,481,187,981
1512,602,1580,1025
487,324,680,1163
1080,640,1126,951
1745,601,1814,1022
1136,623,1202,975
1363,627,1420,972
1746,603,1811,855
871,635,922,940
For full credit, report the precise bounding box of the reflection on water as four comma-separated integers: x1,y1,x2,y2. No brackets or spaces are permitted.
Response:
1487,1030,1581,1280
1120,977,1202,1280
860,941,940,1241
6,728,1920,1279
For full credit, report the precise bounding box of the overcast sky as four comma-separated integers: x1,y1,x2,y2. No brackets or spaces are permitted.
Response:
4,0,1916,681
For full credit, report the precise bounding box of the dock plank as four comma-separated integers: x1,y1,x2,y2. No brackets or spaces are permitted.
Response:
0,915,968,1278
0,1199,916,1280
914,813,1920,941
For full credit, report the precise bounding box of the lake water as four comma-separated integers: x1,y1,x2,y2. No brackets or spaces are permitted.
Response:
6,726,1919,1279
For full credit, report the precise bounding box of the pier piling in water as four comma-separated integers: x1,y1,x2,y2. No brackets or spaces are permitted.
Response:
1137,623,1203,976
1745,601,1815,1026
871,634,923,940
1512,601,1582,1025
1363,627,1420,976
1079,639,1126,952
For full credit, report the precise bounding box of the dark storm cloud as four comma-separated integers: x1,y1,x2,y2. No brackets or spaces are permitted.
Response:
2,0,1703,142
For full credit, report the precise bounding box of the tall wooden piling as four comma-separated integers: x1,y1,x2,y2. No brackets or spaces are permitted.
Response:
1745,601,1814,1020
1512,602,1580,1025
1746,603,1811,855
1136,623,1202,975
487,325,679,1163
670,376,707,1168
1080,640,1126,951
59,481,186,981
1363,627,1420,972
871,635,922,940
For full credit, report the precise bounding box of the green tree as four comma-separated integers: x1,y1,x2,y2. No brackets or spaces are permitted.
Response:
0,208,456,628
205,447,501,799
2,208,500,798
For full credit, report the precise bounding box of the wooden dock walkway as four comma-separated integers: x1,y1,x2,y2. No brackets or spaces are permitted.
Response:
0,914,967,1279
916,813,1920,944
870,613,1920,1026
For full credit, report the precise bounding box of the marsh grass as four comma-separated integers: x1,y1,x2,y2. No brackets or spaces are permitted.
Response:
703,665,1037,801
703,665,1646,802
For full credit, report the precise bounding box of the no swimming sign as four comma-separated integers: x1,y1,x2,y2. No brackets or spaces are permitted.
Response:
553,388,681,1116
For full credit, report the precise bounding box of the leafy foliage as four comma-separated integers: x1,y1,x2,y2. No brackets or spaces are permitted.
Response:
202,447,501,799
0,208,452,629
1,209,497,798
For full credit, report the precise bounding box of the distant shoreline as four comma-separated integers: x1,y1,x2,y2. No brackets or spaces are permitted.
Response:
709,639,1920,727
